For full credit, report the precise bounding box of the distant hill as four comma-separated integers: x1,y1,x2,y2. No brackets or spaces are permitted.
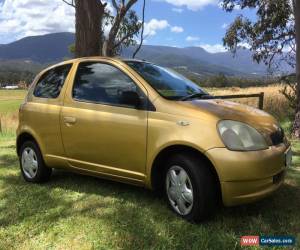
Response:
0,32,74,63
0,32,293,77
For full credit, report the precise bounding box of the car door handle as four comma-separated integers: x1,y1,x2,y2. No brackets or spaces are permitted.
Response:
63,116,77,125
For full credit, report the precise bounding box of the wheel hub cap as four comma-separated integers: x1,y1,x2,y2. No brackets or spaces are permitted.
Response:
166,166,194,216
21,147,38,179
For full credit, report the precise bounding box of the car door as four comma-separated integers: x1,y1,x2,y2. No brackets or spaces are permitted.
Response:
60,60,149,183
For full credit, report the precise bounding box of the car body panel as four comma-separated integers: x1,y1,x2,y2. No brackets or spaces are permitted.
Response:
185,99,280,135
205,144,288,182
220,173,285,206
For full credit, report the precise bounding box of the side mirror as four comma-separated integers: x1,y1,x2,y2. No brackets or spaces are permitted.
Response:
120,91,142,109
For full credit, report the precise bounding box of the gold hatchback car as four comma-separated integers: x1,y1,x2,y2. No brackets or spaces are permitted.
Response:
17,57,292,222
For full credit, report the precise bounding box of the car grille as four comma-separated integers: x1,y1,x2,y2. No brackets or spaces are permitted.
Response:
270,127,285,145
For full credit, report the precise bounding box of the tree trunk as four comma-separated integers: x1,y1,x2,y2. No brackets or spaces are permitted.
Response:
292,0,300,138
105,11,125,57
74,0,104,57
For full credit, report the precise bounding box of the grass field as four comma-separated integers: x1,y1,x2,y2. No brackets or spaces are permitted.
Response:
0,88,299,249
0,85,293,133
0,89,25,135
207,85,293,121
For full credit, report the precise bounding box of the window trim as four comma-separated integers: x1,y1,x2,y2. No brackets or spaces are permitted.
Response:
71,61,156,111
33,63,73,99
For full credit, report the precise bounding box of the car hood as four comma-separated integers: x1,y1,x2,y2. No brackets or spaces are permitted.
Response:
184,99,280,134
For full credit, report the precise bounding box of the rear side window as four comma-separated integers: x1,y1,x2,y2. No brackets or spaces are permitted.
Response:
34,64,72,98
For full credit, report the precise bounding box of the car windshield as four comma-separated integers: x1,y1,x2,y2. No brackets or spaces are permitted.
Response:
125,61,208,100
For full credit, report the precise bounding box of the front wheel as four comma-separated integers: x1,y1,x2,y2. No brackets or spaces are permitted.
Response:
19,141,52,183
165,154,217,222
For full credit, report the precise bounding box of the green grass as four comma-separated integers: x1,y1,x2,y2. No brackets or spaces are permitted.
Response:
0,89,27,100
0,89,26,115
0,100,23,114
0,89,300,249
0,133,300,249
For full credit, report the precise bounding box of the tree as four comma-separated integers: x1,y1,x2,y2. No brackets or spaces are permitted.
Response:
294,0,300,137
63,0,144,57
103,0,138,56
63,0,106,57
222,0,300,138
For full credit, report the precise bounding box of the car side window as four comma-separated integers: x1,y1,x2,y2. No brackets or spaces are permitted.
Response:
73,62,146,108
34,64,72,98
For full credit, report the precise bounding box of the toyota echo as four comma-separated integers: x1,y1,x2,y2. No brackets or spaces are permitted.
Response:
17,57,292,222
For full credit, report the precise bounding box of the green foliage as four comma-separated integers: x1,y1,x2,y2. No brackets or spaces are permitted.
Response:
0,61,43,86
68,44,75,55
117,10,141,47
222,0,295,67
280,74,297,109
212,73,230,87
185,74,277,88
0,71,35,86
104,8,141,56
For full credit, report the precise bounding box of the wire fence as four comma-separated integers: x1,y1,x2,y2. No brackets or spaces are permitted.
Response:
213,92,264,110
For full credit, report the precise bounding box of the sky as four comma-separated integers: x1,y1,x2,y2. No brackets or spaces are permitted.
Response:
0,0,256,53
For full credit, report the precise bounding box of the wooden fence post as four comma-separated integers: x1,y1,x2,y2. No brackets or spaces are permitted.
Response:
258,92,264,110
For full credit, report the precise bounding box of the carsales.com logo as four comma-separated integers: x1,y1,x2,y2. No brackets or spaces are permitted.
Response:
241,236,295,247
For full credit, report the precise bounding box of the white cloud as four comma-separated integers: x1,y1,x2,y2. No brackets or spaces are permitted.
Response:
142,19,183,37
144,19,170,36
199,44,228,53
172,8,183,13
0,0,114,43
186,36,200,42
171,26,184,33
0,0,181,43
221,23,228,29
0,0,75,43
164,0,219,11
218,2,241,10
200,42,250,53
0,19,19,33
238,42,251,49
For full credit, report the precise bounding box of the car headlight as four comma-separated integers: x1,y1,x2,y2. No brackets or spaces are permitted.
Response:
217,120,268,151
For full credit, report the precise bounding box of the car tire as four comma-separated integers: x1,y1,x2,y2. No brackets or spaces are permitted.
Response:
19,140,52,183
164,153,217,222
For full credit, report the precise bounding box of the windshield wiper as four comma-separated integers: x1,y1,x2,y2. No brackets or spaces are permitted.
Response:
180,93,212,101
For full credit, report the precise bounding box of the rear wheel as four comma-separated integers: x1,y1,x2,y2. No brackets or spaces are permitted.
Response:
19,141,52,183
164,153,217,222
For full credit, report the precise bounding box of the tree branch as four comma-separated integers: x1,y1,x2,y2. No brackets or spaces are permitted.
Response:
114,29,139,49
133,0,146,58
124,0,138,13
62,0,75,7
111,0,119,10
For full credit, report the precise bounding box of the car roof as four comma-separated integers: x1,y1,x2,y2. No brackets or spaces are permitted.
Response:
54,57,150,66
43,57,152,74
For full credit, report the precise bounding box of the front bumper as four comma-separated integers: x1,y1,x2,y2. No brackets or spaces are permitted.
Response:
205,143,290,206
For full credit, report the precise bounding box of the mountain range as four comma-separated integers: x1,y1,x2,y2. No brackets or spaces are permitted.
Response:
0,32,293,77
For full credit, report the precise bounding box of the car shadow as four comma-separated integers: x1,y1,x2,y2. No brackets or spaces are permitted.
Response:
0,151,300,248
